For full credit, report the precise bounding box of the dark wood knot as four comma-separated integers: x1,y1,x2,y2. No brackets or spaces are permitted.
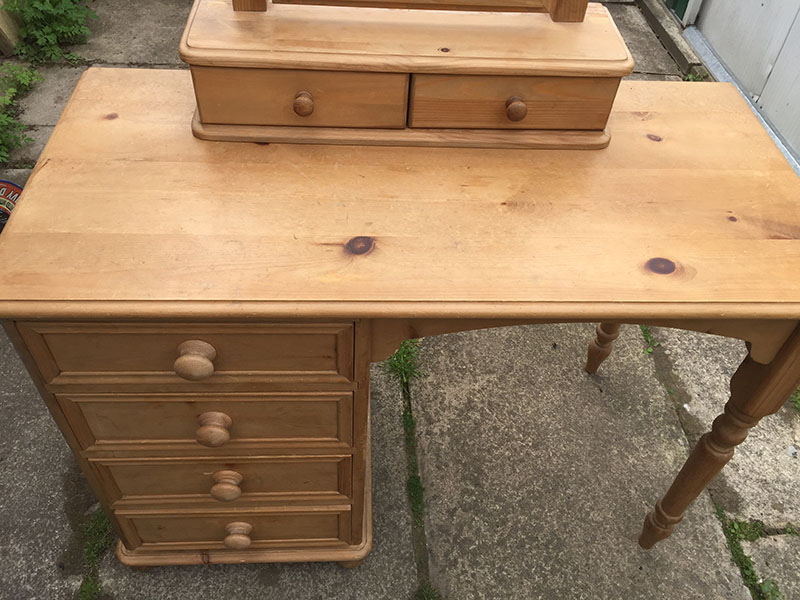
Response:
345,236,375,256
645,257,676,275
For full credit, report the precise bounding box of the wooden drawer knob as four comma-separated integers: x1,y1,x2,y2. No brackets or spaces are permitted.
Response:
224,521,253,550
210,470,243,502
174,340,216,381
293,91,314,117
505,96,528,122
196,411,232,447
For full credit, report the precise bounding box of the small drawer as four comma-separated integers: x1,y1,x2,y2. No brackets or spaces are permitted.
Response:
19,322,354,388
93,455,352,507
117,509,350,550
192,66,409,128
58,392,353,451
409,74,621,130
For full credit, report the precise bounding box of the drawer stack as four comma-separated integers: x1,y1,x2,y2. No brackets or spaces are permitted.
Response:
14,321,371,565
181,0,634,149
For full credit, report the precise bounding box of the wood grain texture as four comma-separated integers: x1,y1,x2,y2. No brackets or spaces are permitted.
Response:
18,322,354,388
91,455,351,507
180,0,633,76
232,0,266,10
2,69,800,321
542,0,588,22
191,67,408,128
640,324,800,547
273,0,548,13
408,74,619,129
58,392,354,452
192,112,611,148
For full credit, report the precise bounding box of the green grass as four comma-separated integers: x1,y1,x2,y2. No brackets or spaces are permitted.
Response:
0,63,42,165
414,582,443,600
77,509,115,600
790,388,800,413
715,505,786,600
639,325,660,354
385,340,444,600
386,339,421,393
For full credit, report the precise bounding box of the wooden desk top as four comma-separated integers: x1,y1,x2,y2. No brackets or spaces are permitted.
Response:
1,67,799,321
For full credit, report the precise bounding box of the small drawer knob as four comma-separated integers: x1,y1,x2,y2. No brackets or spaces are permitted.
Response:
196,411,232,447
505,96,528,122
174,340,216,381
224,521,253,550
293,91,314,117
210,470,243,502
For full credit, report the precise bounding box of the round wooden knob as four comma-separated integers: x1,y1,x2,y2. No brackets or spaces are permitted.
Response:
293,91,314,117
210,470,243,502
174,340,216,381
224,522,252,550
196,411,232,447
505,96,528,122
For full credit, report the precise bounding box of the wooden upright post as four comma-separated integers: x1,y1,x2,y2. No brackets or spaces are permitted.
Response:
543,0,588,22
232,0,267,11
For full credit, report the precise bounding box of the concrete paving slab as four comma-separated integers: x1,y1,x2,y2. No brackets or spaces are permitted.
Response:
411,323,747,600
0,328,97,600
743,535,800,600
606,4,682,76
0,168,32,188
97,364,417,600
5,125,53,169
18,66,86,126
73,0,193,66
653,327,800,528
626,72,683,81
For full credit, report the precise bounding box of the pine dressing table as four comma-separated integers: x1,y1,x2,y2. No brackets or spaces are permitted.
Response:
1,67,799,566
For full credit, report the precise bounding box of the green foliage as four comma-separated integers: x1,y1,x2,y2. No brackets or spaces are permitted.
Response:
715,505,785,600
639,325,660,354
5,0,96,63
785,524,798,536
78,509,115,600
386,339,421,391
759,579,786,600
407,474,425,526
83,508,114,569
414,582,443,600
791,388,800,413
77,574,101,600
684,72,706,82
0,63,42,164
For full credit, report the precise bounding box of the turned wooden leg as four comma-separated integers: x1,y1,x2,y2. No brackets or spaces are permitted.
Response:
585,322,621,373
338,559,365,568
639,326,800,548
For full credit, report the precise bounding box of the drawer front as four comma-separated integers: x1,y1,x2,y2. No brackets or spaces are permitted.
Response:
118,510,350,549
192,66,409,128
409,74,620,130
19,322,354,388
59,392,353,451
94,456,352,507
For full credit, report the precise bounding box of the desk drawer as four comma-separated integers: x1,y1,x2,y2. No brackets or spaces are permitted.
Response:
94,455,351,507
409,74,620,130
19,322,354,388
58,392,353,451
118,509,350,549
192,66,408,128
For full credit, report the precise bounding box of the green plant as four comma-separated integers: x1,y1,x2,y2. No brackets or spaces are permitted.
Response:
386,339,421,393
78,509,115,600
759,579,786,600
0,63,42,164
685,72,706,82
790,388,800,413
5,0,96,63
715,505,785,600
639,325,660,354
414,582,443,600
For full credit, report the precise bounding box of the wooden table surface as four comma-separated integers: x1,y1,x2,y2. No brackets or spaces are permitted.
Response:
1,67,799,321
